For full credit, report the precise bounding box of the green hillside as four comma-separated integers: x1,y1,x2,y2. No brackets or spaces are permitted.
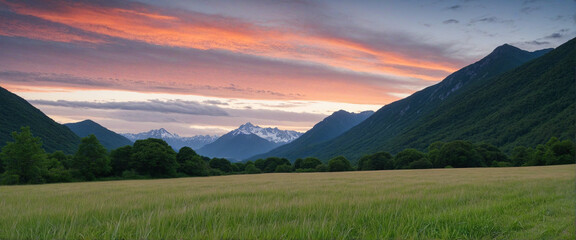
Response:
65,120,133,151
0,86,79,153
248,110,373,161
386,37,575,153
286,42,555,161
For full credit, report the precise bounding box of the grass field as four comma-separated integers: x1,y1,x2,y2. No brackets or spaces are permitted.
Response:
0,165,574,239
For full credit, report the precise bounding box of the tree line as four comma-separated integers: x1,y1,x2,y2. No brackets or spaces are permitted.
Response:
1,127,574,185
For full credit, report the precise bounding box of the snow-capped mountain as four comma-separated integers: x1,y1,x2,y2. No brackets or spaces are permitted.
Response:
230,122,302,144
122,128,219,151
123,128,179,141
197,123,303,161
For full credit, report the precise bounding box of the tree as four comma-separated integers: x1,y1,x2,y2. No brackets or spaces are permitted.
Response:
408,159,433,169
177,147,208,176
511,146,530,166
524,144,546,166
315,164,329,172
328,156,353,172
209,158,233,173
358,152,393,170
245,162,261,174
72,135,111,180
49,151,73,169
475,143,508,167
233,162,246,173
437,141,483,168
254,159,266,172
427,142,445,168
131,138,178,177
293,158,303,169
255,157,291,173
110,145,132,176
545,139,576,165
394,149,427,169
43,154,72,183
299,157,322,170
275,164,292,173
0,127,46,184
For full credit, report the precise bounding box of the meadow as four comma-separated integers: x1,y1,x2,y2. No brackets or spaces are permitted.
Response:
0,165,574,239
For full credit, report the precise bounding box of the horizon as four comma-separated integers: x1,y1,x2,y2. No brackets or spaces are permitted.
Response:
1,0,574,136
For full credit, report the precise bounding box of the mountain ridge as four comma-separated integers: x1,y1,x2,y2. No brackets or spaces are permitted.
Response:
282,42,557,161
248,110,374,161
383,38,574,152
65,120,133,151
0,86,80,153
230,122,302,143
122,129,218,151
197,122,302,161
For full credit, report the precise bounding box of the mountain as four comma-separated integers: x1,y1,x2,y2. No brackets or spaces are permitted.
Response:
384,38,574,153
123,128,179,141
0,86,80,153
65,120,133,150
197,123,303,161
197,133,281,161
122,128,218,151
248,110,374,161
228,122,302,144
284,42,557,162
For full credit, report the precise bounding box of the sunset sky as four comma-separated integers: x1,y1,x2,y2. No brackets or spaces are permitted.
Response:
1,0,574,136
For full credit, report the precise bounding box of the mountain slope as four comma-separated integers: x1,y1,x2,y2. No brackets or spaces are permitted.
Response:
289,43,555,161
249,110,373,161
197,133,281,161
65,120,132,150
197,123,302,161
0,86,80,153
385,37,575,152
122,129,218,151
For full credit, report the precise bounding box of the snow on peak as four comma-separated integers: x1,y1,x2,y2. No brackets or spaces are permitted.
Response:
122,128,180,141
231,122,302,143
147,128,180,139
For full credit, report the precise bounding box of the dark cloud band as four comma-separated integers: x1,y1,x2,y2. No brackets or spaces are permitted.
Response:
28,99,229,116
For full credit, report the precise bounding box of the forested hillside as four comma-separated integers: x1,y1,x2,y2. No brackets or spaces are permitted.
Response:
0,86,79,153
286,40,569,161
385,37,575,153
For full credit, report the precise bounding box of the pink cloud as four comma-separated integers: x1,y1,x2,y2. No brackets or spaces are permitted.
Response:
0,0,464,105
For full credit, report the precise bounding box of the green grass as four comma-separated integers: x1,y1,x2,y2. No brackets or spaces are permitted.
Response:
1,165,574,239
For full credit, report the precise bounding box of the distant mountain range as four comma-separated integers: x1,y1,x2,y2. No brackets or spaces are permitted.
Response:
197,123,303,161
284,39,573,162
0,86,79,153
249,110,373,161
229,122,302,144
122,128,219,151
65,120,132,151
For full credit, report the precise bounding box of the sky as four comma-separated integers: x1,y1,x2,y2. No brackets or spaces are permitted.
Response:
1,0,574,136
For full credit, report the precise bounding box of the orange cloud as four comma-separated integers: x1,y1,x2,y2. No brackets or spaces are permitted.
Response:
1,0,458,82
